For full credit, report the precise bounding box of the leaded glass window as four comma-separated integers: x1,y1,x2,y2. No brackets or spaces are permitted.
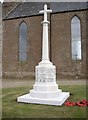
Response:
19,22,27,61
71,16,82,60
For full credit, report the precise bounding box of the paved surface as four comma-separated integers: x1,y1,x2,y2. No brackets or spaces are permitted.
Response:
2,79,87,88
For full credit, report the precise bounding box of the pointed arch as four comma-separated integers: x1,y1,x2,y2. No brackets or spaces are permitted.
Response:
71,16,82,60
19,22,27,61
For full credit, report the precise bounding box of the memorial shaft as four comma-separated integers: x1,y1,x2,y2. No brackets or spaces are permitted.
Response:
39,4,52,61
42,22,49,60
17,4,70,106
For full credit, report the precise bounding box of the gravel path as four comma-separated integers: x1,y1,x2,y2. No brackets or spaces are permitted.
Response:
2,79,86,88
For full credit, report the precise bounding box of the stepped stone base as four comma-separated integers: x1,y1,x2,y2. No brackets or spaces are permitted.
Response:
17,82,70,106
17,92,69,106
17,60,70,106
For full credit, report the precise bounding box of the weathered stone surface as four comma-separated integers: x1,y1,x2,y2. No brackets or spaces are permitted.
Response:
2,4,87,79
17,4,70,106
36,64,56,82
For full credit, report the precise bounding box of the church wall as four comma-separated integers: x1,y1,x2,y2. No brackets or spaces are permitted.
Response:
2,10,87,79
3,15,43,78
51,10,86,79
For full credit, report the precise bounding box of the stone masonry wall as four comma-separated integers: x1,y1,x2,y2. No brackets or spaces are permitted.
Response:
3,15,43,78
2,10,86,79
51,11,86,79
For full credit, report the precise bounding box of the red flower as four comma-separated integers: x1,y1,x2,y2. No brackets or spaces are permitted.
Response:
64,99,88,107
65,101,76,106
76,100,88,107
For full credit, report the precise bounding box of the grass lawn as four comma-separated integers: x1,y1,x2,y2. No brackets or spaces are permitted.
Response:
2,85,87,118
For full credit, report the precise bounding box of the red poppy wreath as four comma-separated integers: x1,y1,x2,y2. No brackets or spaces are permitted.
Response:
64,99,88,106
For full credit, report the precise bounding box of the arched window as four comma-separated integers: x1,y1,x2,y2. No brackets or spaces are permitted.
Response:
19,22,27,61
71,16,82,60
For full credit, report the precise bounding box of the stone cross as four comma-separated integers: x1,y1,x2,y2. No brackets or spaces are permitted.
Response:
39,4,52,22
39,4,52,61
17,4,70,106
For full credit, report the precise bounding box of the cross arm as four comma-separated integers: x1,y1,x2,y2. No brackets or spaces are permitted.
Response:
39,10,44,14
47,10,52,13
39,10,52,14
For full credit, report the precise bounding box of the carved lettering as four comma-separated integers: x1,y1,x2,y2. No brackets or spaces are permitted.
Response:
35,65,56,82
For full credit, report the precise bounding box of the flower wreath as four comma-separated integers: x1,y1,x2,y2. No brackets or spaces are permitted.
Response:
65,99,88,106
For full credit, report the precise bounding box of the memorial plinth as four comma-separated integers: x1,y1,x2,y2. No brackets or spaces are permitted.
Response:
17,4,70,106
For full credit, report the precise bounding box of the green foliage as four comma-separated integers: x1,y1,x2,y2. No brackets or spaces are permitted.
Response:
2,85,87,118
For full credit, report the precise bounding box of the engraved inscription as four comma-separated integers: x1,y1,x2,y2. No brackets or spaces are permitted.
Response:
35,65,56,82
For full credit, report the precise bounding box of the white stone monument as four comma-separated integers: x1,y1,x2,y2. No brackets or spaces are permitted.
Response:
17,4,70,106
